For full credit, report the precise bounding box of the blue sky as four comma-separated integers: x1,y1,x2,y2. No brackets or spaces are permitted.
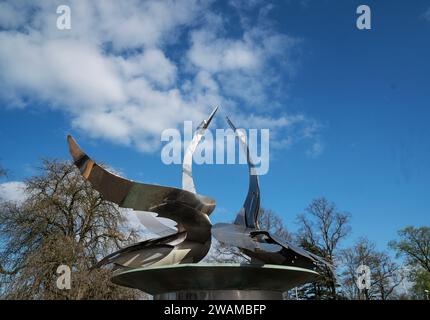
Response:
0,0,429,251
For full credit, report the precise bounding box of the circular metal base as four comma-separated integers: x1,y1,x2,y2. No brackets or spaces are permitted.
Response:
112,263,319,300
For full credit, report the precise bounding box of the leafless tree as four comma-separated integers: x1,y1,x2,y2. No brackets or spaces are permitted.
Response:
0,160,143,299
296,197,351,299
258,209,292,242
372,251,405,300
340,237,404,300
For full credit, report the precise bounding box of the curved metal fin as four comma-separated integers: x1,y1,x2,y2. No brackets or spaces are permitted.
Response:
134,210,177,237
92,231,187,269
182,106,218,193
225,116,261,229
67,135,216,213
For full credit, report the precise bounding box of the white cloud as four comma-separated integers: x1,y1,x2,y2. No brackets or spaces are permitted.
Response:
0,181,27,203
188,30,260,72
186,24,300,107
0,34,125,110
0,0,322,156
115,49,177,88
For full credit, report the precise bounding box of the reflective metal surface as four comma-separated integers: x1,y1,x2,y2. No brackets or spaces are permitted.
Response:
213,116,332,272
226,116,260,229
111,263,319,298
67,110,218,269
68,107,331,299
182,106,218,193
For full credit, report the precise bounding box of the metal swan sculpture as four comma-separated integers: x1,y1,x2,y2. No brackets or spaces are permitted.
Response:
67,107,218,270
212,116,332,272
67,106,331,276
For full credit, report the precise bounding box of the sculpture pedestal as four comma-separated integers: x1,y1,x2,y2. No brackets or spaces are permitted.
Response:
112,263,319,300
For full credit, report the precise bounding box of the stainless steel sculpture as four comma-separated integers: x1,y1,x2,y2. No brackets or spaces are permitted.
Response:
67,107,218,270
67,107,331,299
212,117,331,271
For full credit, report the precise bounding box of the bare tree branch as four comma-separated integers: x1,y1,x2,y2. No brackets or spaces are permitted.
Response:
0,159,143,299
